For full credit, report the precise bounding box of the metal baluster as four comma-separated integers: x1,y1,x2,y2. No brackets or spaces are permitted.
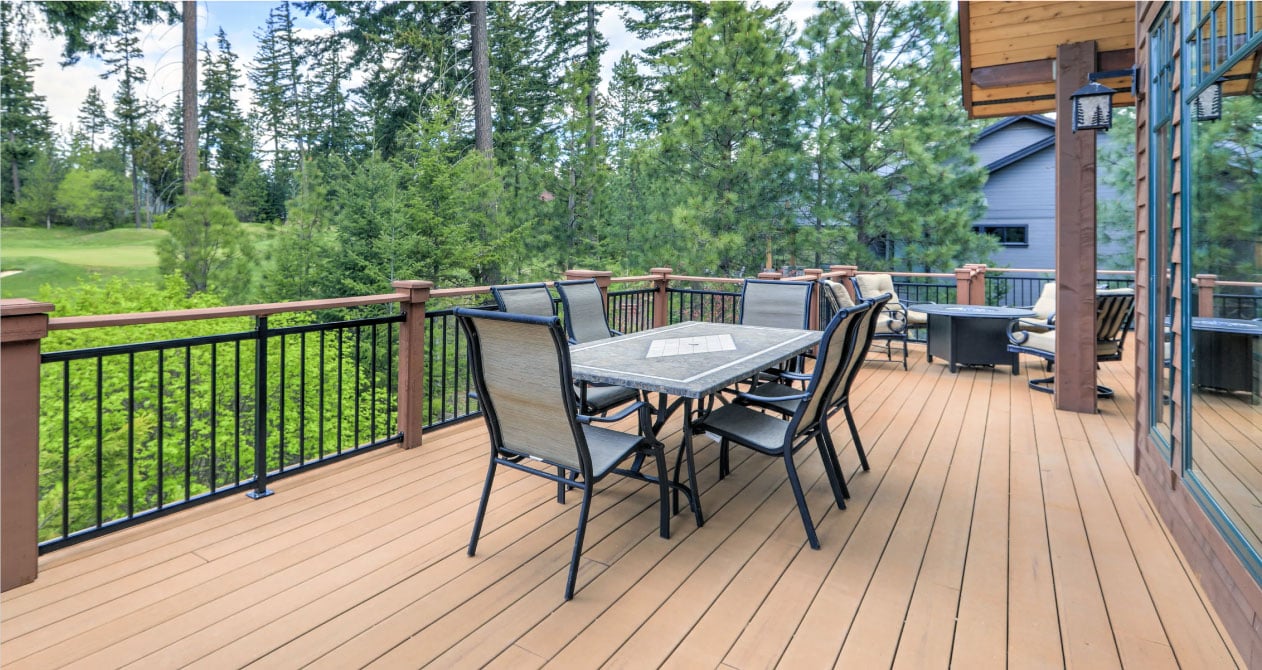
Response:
210,344,217,493
128,353,135,516
279,332,286,470
299,331,306,465
248,316,273,499
96,356,103,528
319,330,326,459
370,323,378,441
62,361,70,539
184,346,191,501
158,350,165,508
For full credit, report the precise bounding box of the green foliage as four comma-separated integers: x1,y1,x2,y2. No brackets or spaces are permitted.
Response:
1,4,53,205
55,167,130,229
1190,85,1262,282
156,173,255,300
200,28,253,198
1098,109,1137,269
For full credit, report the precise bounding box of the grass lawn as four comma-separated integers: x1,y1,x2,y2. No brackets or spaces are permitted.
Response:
0,225,274,301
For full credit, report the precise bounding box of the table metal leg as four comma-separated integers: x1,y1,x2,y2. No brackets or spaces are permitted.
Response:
670,397,705,526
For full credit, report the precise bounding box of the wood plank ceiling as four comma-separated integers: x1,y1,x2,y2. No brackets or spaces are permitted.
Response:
960,1,1137,119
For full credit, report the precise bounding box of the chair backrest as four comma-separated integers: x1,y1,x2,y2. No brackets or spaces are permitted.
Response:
853,273,904,309
821,279,856,313
490,283,556,317
455,308,591,475
1095,289,1136,357
827,294,889,410
740,279,813,329
556,279,614,344
788,303,867,438
1031,282,1056,320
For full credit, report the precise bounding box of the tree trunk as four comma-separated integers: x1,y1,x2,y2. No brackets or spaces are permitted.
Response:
182,0,198,189
471,1,492,155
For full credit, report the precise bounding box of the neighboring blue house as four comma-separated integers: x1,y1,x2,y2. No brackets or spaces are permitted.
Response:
971,115,1129,269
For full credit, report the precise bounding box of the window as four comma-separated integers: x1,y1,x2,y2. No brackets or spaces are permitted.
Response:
974,224,1029,247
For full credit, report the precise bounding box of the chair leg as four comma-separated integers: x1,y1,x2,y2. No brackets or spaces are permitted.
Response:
782,449,821,550
652,444,671,539
902,336,909,370
565,485,594,600
843,402,870,472
557,467,566,504
468,457,497,557
1029,376,1055,394
719,438,730,479
815,432,847,509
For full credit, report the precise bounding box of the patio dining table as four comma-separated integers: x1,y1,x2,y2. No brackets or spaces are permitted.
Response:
569,321,822,526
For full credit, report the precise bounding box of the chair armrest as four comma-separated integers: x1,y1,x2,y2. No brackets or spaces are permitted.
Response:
881,304,909,334
736,390,811,404
610,328,624,337
1007,319,1031,345
577,400,646,425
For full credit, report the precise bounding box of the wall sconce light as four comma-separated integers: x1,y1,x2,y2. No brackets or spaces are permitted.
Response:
1191,78,1225,122
1070,66,1140,133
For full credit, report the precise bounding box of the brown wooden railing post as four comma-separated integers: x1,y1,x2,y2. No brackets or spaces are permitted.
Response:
1,299,54,591
564,269,613,303
1195,274,1217,317
393,280,433,450
757,271,782,280
955,267,975,305
967,264,988,305
650,267,672,328
831,265,859,301
804,268,823,330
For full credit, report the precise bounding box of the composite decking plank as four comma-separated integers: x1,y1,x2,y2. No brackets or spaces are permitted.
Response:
1081,366,1245,669
827,366,981,668
735,360,957,668
1005,356,1065,668
1028,377,1123,668
891,370,992,668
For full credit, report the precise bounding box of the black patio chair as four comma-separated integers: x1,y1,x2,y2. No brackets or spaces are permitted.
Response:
551,279,642,416
737,278,815,382
490,282,557,317
455,308,670,601
694,301,865,549
1007,289,1135,398
736,294,890,480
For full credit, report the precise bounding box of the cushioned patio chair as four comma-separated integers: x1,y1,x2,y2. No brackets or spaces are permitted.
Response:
1015,282,1057,333
455,308,670,600
1007,288,1135,398
694,302,864,549
821,279,856,314
739,294,891,480
852,273,929,370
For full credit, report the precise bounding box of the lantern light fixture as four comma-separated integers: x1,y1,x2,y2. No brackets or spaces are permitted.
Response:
1070,66,1140,133
1191,78,1225,122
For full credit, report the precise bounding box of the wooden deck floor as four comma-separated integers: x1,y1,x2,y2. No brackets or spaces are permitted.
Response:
0,346,1244,669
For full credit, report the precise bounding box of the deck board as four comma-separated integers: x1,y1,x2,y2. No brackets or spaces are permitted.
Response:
0,347,1246,669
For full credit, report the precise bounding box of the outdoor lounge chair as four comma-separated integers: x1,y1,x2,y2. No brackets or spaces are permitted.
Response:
738,293,890,479
1015,282,1057,333
493,281,639,418
821,279,856,314
852,273,929,370
694,301,865,549
455,308,670,600
1006,288,1135,398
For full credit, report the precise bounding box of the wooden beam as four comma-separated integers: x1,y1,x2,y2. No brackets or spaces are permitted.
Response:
960,1,974,110
1054,41,1100,413
971,58,1054,88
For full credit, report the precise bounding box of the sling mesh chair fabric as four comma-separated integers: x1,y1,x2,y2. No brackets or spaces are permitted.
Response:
1006,289,1135,398
555,279,622,344
496,282,639,416
852,273,928,370
738,278,815,381
694,303,865,549
456,308,670,600
738,294,891,481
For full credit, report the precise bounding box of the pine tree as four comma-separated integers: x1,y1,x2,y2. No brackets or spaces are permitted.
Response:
76,87,110,151
157,173,255,300
1,5,52,205
102,8,151,228
654,2,799,274
303,29,355,158
248,2,304,219
200,28,251,197
796,2,991,271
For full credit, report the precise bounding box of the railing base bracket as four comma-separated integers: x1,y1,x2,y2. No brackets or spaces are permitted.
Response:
246,489,274,500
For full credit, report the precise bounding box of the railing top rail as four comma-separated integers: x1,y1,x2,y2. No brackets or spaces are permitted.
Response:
855,270,956,279
48,293,405,331
984,268,1136,276
1214,280,1262,289
610,275,659,284
666,275,744,285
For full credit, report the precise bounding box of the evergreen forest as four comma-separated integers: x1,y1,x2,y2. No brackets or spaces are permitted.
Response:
2,0,1000,310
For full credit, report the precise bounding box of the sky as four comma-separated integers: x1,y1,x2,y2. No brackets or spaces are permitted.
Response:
30,1,821,136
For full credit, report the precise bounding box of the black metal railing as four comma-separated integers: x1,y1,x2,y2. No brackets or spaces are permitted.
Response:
984,273,1136,307
667,286,742,324
1210,292,1262,319
423,306,482,427
608,288,656,334
893,279,956,305
37,312,403,551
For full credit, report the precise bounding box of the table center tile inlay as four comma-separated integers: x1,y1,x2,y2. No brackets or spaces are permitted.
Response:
645,334,736,358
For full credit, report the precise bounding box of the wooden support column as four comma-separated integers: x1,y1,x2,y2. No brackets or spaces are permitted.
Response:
1195,274,1217,317
393,281,433,450
650,267,672,328
1,299,54,591
1055,41,1100,413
